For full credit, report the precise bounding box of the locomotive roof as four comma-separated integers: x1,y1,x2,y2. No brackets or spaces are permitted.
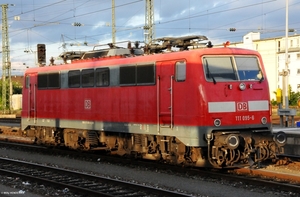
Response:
58,35,209,62
26,46,261,75
27,36,261,74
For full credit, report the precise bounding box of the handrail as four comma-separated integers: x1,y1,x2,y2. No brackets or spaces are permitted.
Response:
157,76,160,133
28,84,30,120
34,84,36,123
170,75,174,129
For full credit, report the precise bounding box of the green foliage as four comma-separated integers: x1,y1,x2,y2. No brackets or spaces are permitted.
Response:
12,81,22,94
0,81,22,96
0,80,23,110
271,99,278,106
272,85,300,106
289,90,300,106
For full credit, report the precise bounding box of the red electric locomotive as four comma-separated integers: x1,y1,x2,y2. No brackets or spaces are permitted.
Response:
20,36,286,168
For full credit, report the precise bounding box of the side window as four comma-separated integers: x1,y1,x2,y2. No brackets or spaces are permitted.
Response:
48,72,60,88
25,75,30,89
82,69,94,87
95,68,109,87
68,70,80,88
175,61,186,82
38,74,48,89
120,66,136,85
38,72,60,89
137,64,155,84
120,64,155,86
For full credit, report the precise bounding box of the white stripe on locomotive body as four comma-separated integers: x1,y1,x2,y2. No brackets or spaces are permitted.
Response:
208,102,235,113
248,100,269,111
21,118,205,146
208,100,269,113
21,117,270,147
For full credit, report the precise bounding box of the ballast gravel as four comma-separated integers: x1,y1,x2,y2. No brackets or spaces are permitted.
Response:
0,147,297,197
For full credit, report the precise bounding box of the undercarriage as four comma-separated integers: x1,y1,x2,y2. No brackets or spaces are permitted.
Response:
0,126,286,168
206,131,286,167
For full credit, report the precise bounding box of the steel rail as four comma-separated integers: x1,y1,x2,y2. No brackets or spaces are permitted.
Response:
0,157,191,197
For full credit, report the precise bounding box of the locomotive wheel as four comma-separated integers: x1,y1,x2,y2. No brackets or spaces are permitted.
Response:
225,149,242,166
226,149,235,166
232,149,241,163
255,145,269,161
267,142,276,158
216,148,227,166
148,141,157,154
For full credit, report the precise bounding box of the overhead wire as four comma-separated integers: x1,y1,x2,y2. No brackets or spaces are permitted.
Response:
7,0,67,20
8,0,143,46
155,0,277,26
5,0,298,61
6,0,296,38
153,0,298,42
7,0,287,41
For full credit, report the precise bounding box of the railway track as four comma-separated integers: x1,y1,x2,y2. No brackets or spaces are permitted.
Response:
0,117,21,124
0,157,191,197
0,141,300,196
0,119,300,196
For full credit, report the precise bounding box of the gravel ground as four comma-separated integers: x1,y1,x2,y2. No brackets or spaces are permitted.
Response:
0,184,44,197
0,147,298,197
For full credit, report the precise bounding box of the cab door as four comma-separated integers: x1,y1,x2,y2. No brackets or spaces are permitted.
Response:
26,73,37,122
157,62,174,130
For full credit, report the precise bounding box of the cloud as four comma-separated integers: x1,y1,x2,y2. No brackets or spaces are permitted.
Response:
125,14,144,27
92,21,108,31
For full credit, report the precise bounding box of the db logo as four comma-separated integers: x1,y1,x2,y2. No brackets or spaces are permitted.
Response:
237,102,248,111
84,99,91,110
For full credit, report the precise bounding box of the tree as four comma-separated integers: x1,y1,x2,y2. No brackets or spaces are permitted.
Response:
289,89,300,106
0,80,23,110
272,85,300,107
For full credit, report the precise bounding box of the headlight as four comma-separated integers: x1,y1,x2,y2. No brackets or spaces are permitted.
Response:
261,117,267,124
214,119,221,127
239,83,246,91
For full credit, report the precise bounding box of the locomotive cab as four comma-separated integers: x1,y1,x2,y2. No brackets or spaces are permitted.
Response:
199,50,284,167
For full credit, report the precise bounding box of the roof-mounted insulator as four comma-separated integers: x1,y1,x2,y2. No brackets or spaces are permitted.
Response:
206,41,213,48
223,41,230,47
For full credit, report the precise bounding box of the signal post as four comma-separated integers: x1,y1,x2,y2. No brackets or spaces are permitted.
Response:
37,44,46,66
277,0,296,127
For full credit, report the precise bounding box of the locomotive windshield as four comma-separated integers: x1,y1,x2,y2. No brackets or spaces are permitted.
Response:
203,56,263,82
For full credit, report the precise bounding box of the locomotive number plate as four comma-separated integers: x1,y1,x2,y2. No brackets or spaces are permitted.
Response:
235,115,254,121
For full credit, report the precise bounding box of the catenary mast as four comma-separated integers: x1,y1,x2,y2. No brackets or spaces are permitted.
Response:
144,0,155,45
1,4,12,114
112,0,116,44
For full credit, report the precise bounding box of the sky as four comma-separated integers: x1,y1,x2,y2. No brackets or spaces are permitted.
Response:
1,0,300,75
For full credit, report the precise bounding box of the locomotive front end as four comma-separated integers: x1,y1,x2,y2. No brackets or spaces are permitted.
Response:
201,48,286,168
